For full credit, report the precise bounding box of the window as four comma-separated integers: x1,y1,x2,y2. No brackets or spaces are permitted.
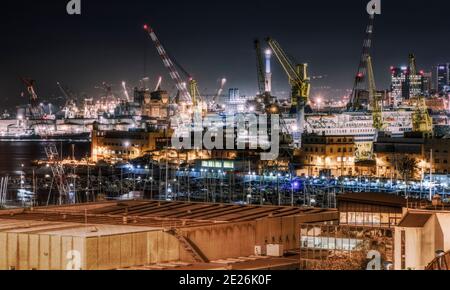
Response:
223,161,234,169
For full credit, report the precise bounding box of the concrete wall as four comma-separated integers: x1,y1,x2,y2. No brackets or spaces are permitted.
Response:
179,213,337,262
0,230,188,270
85,231,186,270
0,233,85,270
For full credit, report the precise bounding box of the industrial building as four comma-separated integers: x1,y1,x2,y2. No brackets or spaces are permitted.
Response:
395,208,450,270
0,201,337,270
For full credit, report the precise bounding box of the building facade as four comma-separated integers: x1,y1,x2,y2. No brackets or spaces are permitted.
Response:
436,63,450,94
390,66,427,106
298,134,357,177
91,124,171,162
374,136,450,179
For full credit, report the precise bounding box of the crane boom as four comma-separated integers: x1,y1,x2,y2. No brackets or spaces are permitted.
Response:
144,24,192,104
266,38,310,147
266,38,310,107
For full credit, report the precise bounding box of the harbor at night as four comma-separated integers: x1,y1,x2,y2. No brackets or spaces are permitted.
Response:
1,0,450,275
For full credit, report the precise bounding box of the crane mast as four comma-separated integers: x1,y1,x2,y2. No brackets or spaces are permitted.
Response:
409,54,433,136
366,56,384,131
349,14,375,111
266,38,310,147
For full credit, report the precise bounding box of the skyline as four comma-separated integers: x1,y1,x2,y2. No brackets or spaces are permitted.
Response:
1,0,450,109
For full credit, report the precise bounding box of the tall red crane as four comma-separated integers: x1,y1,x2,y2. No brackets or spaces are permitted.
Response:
348,14,375,111
143,24,192,105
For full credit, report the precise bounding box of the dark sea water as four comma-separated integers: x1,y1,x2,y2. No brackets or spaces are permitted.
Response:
0,141,91,175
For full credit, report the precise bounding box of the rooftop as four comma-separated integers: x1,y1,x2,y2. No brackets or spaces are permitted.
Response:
0,200,337,230
337,192,411,208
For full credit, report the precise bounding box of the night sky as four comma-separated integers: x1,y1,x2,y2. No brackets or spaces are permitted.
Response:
1,0,449,110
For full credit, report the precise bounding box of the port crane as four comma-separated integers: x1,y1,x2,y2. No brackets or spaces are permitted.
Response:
409,54,433,136
143,24,195,107
366,55,384,131
21,78,45,118
349,14,375,111
20,79,73,205
209,78,227,111
266,37,311,147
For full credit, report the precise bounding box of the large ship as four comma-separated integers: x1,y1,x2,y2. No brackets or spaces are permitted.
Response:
303,110,413,139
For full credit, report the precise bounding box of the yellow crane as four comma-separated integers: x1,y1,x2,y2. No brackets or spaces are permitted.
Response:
409,54,433,137
366,55,384,131
266,38,310,146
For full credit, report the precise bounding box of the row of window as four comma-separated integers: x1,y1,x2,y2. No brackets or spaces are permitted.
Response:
102,142,141,147
201,161,234,169
304,147,354,153
304,138,355,143
340,212,402,227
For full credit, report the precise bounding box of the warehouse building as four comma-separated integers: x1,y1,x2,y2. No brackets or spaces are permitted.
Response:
0,201,337,270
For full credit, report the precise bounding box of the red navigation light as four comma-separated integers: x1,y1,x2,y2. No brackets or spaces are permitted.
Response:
420,70,425,76
357,73,364,78
143,24,149,31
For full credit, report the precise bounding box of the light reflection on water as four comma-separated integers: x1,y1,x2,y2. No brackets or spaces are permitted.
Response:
0,142,90,206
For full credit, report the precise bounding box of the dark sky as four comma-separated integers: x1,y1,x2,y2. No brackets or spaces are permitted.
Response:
1,0,450,109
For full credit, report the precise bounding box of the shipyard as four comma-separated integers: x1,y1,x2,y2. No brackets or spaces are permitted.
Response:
1,0,450,274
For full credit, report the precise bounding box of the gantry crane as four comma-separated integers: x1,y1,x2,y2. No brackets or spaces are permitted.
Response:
366,56,384,131
409,54,433,136
21,79,73,205
266,38,311,147
349,14,375,111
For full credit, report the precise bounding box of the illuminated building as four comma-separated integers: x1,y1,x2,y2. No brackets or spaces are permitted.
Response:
436,63,450,94
134,87,170,120
390,66,427,106
374,136,450,179
298,134,357,177
91,123,171,162
337,192,406,228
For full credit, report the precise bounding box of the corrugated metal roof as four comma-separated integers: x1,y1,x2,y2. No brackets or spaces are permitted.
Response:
0,201,337,229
